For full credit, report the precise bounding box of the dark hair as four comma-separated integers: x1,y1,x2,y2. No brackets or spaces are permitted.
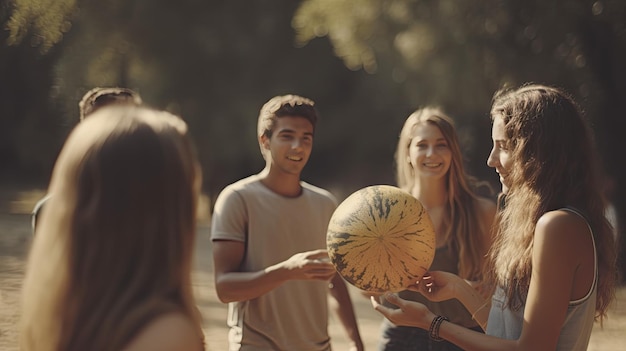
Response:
257,94,318,139
78,87,143,120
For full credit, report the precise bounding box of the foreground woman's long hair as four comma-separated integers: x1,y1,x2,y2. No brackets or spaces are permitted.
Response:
20,105,203,351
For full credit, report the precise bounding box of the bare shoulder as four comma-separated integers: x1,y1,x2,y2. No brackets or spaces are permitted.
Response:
537,209,589,237
476,197,497,216
533,209,594,299
535,209,591,252
476,197,497,225
123,312,202,351
475,197,497,249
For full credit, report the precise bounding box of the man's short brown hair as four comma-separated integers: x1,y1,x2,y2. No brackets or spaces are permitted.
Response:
78,87,143,120
257,94,318,139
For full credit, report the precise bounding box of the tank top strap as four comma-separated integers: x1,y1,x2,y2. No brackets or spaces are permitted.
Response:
558,207,597,304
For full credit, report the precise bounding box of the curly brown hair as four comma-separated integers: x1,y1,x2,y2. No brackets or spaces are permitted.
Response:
488,84,616,321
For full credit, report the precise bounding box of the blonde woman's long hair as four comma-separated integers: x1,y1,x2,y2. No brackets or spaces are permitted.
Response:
488,84,616,321
395,107,491,280
20,105,203,351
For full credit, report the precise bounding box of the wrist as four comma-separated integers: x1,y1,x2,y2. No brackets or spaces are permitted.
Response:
428,315,449,342
265,262,291,281
420,312,437,330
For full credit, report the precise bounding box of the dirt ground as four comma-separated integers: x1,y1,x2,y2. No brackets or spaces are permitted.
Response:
1,188,625,350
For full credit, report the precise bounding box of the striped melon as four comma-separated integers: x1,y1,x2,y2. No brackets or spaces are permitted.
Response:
327,185,435,293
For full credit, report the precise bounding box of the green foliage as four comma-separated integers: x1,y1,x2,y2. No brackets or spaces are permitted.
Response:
294,0,626,115
6,0,77,52
295,0,626,279
2,0,625,278
294,0,383,73
2,0,383,196
3,0,625,202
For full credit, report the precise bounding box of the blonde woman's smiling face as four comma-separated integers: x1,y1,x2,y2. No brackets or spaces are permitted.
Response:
408,122,452,181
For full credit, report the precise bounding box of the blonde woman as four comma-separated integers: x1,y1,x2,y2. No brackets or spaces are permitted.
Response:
20,105,204,351
373,85,617,351
377,107,496,351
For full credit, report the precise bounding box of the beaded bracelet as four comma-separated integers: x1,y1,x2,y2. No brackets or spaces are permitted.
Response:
428,315,449,342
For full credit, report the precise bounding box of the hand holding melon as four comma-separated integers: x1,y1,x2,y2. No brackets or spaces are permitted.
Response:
326,185,436,293
280,248,337,281
415,271,463,301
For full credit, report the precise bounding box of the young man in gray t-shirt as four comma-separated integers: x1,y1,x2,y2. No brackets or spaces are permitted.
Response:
211,95,364,351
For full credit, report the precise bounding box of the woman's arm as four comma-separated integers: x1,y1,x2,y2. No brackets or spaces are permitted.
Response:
372,293,515,351
373,210,591,351
212,241,336,303
473,197,499,300
415,271,490,330
477,197,497,256
328,274,365,351
515,210,593,350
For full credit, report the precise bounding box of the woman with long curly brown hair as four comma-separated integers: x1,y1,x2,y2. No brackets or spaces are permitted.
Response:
20,105,204,351
373,84,617,351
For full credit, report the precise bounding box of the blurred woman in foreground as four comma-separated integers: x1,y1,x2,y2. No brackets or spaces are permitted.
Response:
20,105,204,351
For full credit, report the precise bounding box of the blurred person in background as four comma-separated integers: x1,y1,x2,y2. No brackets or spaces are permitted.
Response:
31,87,143,233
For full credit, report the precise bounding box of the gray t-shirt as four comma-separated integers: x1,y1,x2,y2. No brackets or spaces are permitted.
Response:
211,174,337,351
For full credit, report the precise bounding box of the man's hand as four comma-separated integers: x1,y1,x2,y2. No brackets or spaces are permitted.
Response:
281,249,337,281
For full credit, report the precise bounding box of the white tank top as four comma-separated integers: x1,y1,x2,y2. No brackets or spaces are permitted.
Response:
486,207,598,350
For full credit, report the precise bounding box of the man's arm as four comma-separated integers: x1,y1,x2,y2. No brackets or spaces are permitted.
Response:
212,240,336,303
328,274,364,351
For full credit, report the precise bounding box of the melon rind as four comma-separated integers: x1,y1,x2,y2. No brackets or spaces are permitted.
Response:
327,185,436,293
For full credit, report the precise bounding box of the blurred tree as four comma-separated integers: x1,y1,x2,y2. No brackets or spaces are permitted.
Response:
0,0,68,183
5,0,624,282
6,0,76,52
3,0,390,199
294,0,626,279
295,0,625,113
